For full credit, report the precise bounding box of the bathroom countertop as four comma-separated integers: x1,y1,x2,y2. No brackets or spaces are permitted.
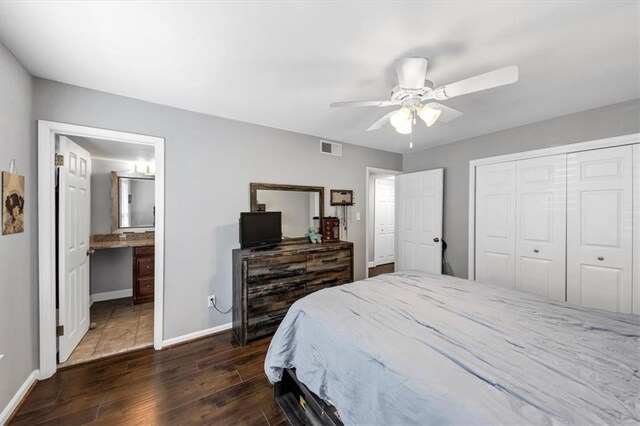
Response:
90,232,155,250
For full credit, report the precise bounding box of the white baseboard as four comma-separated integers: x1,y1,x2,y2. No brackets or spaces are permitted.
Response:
90,289,133,303
368,261,375,268
162,322,232,348
0,369,39,424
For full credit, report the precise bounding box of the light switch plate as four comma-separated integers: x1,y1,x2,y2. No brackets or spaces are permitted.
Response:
356,212,361,221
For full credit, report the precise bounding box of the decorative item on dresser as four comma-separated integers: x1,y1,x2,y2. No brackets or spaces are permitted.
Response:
133,245,155,304
321,217,340,242
232,240,354,346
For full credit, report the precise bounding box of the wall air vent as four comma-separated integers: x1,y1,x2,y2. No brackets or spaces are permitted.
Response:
320,140,342,157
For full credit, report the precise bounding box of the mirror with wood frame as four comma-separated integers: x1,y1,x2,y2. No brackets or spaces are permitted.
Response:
250,183,324,239
111,171,155,233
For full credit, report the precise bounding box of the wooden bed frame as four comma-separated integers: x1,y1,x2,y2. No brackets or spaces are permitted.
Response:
274,369,343,426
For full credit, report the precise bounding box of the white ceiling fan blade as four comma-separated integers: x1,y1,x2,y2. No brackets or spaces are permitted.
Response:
395,57,428,90
423,102,463,123
367,110,398,131
432,66,518,100
330,100,394,108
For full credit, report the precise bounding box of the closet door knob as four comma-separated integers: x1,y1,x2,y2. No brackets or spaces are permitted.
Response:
533,249,539,253
433,238,440,243
597,256,604,261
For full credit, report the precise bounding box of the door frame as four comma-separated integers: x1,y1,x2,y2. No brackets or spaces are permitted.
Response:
468,132,639,281
365,167,402,278
38,120,166,379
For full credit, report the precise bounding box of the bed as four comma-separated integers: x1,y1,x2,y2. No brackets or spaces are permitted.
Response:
264,271,640,425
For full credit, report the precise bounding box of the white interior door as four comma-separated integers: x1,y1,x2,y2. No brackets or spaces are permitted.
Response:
374,178,395,266
567,145,633,313
396,169,443,273
58,136,92,362
515,155,567,300
475,162,516,287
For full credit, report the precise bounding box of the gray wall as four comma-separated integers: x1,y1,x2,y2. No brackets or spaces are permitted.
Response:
0,44,38,416
88,158,135,295
403,99,640,279
33,78,402,340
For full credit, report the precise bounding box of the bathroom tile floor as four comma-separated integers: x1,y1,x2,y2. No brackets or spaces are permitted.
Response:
58,297,153,368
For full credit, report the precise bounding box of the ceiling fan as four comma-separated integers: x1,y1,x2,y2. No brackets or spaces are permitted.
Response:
330,57,519,146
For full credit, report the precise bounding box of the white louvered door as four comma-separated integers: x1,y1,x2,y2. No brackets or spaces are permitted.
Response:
475,162,516,287
567,145,633,313
515,155,567,300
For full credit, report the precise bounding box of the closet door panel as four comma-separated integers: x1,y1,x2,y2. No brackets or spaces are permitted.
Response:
567,145,633,313
475,162,516,287
515,154,567,300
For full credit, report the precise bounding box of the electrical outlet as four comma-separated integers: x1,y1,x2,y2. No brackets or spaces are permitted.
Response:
207,294,216,308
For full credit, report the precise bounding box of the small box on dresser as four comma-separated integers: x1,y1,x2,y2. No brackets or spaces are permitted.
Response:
232,241,354,346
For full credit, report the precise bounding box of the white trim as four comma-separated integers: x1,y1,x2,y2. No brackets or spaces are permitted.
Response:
90,289,133,303
1,369,39,424
633,144,640,315
365,167,402,278
162,323,232,348
38,120,166,379
467,132,640,281
367,261,375,268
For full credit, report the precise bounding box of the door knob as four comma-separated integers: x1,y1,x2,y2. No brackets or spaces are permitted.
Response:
597,256,604,261
533,249,539,253
433,237,440,243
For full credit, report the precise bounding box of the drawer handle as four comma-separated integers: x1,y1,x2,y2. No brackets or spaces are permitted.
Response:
269,265,290,271
146,284,151,288
322,258,338,264
146,265,151,269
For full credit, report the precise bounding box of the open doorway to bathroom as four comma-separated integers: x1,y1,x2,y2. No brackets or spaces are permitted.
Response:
365,167,402,278
55,135,157,367
38,121,165,379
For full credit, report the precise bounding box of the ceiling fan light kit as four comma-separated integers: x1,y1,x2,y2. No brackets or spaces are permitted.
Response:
331,57,519,148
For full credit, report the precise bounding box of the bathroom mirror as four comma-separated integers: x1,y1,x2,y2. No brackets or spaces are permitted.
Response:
250,183,324,239
111,171,155,233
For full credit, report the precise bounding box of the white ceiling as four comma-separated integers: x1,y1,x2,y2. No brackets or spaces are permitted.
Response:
69,136,155,162
1,2,638,154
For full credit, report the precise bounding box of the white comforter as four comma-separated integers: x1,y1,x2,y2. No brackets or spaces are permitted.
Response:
264,271,640,425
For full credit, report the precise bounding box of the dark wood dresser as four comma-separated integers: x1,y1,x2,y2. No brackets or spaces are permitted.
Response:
232,241,354,345
133,245,155,304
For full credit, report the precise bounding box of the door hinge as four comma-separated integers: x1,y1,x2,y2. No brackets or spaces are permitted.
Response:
56,325,64,336
55,154,64,167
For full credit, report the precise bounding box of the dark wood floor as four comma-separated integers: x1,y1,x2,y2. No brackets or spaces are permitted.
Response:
368,262,394,278
10,331,284,425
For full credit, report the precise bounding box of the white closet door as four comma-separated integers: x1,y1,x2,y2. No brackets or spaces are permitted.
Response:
475,162,516,287
396,169,443,273
567,145,633,313
374,178,395,266
515,155,567,300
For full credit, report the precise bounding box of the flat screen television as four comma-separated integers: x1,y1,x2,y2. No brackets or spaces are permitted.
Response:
239,212,282,249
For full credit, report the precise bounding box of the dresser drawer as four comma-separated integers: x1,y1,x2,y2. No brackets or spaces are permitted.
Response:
306,267,352,287
247,255,306,283
307,249,351,272
136,257,154,277
247,309,288,340
136,277,154,296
